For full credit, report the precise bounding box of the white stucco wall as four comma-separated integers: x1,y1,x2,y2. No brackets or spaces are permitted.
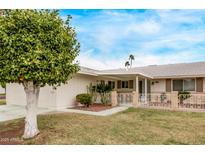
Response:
6,74,97,109
6,83,57,108
0,87,5,94
151,79,166,93
55,74,96,109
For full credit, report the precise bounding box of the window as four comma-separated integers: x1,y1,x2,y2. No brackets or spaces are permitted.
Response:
117,80,134,89
129,80,134,89
173,80,183,91
173,79,195,91
117,80,121,89
100,80,105,85
108,81,115,89
184,79,195,91
122,81,129,88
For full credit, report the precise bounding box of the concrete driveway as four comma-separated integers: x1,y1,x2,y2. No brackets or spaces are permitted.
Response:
0,105,130,122
0,105,54,122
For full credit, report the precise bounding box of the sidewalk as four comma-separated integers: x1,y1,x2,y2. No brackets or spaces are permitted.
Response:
58,106,129,116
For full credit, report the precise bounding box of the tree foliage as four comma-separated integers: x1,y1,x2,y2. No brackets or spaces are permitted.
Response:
96,83,113,105
76,93,92,107
129,54,135,67
178,91,191,104
125,61,130,69
0,10,80,87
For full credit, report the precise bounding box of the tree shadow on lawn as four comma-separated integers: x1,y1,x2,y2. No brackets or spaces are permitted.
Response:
0,119,24,144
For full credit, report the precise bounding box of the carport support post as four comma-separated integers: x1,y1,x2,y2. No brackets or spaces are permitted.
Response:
111,91,118,107
171,91,178,110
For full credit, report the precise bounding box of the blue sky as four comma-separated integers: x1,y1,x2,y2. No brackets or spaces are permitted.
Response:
59,9,205,70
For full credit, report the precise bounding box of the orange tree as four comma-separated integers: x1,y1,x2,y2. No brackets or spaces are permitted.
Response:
0,10,80,138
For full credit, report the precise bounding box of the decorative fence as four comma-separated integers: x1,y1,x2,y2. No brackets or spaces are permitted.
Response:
178,93,205,109
112,91,205,111
117,92,133,105
95,93,111,104
139,93,172,108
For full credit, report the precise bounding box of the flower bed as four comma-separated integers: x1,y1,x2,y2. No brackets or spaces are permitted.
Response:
71,103,113,112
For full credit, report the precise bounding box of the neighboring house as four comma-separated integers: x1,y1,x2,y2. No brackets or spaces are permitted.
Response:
6,61,205,109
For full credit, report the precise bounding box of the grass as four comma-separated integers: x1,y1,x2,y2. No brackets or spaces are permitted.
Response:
0,108,205,144
0,93,6,105
0,100,6,105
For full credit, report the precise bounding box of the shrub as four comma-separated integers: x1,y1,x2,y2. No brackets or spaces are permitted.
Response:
96,83,113,105
178,91,191,104
160,92,167,103
76,93,92,107
86,83,97,103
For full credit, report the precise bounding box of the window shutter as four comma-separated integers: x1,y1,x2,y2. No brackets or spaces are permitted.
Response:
117,80,121,89
196,78,203,92
129,80,133,89
166,79,171,92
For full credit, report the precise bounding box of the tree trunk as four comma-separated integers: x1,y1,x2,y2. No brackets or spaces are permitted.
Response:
22,81,40,139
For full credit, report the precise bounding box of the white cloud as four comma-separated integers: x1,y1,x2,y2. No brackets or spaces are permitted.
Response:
77,49,125,70
77,49,205,70
125,20,161,35
91,26,120,52
64,10,205,70
133,51,202,67
156,10,204,24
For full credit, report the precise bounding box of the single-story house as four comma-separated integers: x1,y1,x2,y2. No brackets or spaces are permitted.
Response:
6,61,205,109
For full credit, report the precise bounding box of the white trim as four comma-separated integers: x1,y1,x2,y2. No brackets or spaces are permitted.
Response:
78,71,98,76
98,73,153,79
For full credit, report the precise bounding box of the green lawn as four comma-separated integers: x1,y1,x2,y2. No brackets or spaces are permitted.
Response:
0,108,205,144
0,100,6,105
0,94,6,105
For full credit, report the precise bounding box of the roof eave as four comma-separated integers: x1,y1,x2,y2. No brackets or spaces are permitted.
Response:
153,74,205,79
78,71,98,76
98,72,153,79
